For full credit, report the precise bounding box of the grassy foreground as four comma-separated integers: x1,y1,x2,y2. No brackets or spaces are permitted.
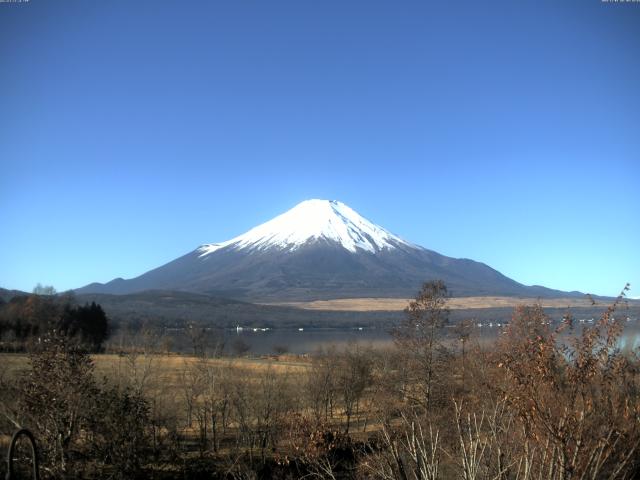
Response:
1,287,639,479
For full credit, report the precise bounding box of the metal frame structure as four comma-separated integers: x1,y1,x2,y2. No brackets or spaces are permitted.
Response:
5,428,39,480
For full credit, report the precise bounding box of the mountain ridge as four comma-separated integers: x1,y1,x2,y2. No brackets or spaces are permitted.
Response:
76,199,584,301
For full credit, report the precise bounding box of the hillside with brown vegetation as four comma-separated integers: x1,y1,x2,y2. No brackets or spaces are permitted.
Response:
1,282,638,479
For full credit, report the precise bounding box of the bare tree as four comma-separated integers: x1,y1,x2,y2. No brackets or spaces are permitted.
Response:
392,280,449,411
337,344,373,434
307,347,339,422
32,283,57,296
362,411,441,480
18,333,97,475
453,318,474,392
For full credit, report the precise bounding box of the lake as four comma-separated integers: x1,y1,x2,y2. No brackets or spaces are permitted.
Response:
226,317,640,355
108,316,640,356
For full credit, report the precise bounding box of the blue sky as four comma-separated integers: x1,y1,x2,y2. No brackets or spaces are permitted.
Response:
1,0,638,297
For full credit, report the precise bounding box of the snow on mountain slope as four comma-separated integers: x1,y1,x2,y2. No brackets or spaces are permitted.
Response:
197,199,414,256
76,199,580,301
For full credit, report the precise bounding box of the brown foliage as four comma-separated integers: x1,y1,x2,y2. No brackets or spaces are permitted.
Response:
2,281,639,480
493,284,640,479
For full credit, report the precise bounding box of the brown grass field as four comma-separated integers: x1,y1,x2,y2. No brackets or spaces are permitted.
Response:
0,352,314,460
0,353,311,387
265,295,617,311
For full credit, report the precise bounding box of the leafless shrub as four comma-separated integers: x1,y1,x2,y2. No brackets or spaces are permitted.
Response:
494,284,640,480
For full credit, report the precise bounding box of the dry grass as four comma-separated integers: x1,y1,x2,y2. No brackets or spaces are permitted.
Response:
266,296,611,311
0,352,311,384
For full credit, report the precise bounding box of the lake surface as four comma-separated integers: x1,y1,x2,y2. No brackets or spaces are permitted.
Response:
226,318,640,355
109,317,640,356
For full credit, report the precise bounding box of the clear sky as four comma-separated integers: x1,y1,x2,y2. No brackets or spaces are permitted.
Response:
1,0,638,297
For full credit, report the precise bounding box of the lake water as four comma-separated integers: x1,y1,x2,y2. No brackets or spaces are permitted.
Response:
109,317,640,356
228,318,640,355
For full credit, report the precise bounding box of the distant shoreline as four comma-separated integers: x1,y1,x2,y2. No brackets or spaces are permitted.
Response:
266,296,639,312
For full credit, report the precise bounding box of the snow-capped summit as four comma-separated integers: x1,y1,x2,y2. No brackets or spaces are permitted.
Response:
198,199,412,256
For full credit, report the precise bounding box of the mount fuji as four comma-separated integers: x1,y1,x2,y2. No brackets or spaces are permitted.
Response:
77,199,574,301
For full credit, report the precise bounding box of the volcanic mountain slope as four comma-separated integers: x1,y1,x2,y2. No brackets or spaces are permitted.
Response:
77,199,577,301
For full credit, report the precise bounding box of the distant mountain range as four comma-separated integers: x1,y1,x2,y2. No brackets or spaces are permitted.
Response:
77,199,582,301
